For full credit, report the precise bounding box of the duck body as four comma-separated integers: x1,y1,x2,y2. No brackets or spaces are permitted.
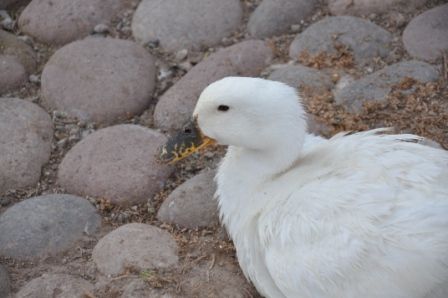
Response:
216,131,448,298
188,77,448,298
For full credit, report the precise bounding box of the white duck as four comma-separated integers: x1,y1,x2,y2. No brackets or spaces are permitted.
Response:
161,77,448,298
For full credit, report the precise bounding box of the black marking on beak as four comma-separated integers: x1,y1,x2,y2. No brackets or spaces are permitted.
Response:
157,119,214,164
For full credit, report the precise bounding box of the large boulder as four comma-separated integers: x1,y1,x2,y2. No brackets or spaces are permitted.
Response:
19,0,129,45
289,16,393,67
0,98,52,194
334,60,439,112
403,4,448,62
0,194,101,259
248,0,317,38
92,223,179,276
58,125,173,206
132,0,242,52
157,170,219,229
41,38,156,125
328,0,428,16
154,40,273,131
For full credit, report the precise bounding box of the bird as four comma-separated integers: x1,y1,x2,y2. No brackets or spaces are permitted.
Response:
159,76,448,298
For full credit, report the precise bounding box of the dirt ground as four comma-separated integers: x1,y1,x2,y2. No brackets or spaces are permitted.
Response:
1,0,447,296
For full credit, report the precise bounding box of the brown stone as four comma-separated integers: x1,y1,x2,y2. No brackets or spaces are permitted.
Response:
19,0,129,45
0,56,27,93
328,0,428,16
41,38,156,125
16,274,94,298
154,40,273,131
0,29,37,74
58,125,173,206
92,223,179,276
132,0,242,51
248,0,317,38
0,98,52,194
157,170,219,229
403,4,448,62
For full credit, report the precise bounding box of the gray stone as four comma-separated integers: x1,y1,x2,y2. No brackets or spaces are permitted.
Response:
248,0,317,38
15,273,94,298
58,125,173,206
268,64,334,91
0,0,15,8
94,276,176,298
0,55,27,93
0,0,30,9
18,0,129,45
121,279,175,298
132,0,242,52
0,194,101,259
307,117,332,136
0,265,10,298
388,12,407,28
289,16,393,67
0,29,37,92
93,23,109,34
267,65,333,136
328,0,428,16
334,60,439,112
0,14,14,31
0,29,37,74
154,40,273,131
0,98,52,194
181,261,253,298
157,170,219,229
41,38,156,125
92,223,179,276
403,4,448,62
0,196,11,207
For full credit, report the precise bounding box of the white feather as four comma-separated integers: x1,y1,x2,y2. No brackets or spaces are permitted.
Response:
193,77,448,298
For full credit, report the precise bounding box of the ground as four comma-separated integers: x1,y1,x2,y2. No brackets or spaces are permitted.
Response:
0,0,447,297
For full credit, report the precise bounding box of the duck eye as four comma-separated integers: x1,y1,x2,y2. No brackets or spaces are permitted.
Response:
183,127,192,134
217,105,229,112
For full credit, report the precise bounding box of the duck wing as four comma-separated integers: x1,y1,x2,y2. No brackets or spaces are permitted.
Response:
259,131,448,298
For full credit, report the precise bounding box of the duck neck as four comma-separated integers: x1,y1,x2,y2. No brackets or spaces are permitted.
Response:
218,135,304,235
233,133,305,179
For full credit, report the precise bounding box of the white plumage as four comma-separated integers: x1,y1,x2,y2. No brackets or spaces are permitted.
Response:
193,77,448,298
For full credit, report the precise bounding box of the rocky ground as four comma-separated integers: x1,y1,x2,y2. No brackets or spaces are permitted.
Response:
0,0,447,297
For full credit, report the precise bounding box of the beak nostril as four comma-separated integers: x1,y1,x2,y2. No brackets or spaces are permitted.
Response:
218,105,230,111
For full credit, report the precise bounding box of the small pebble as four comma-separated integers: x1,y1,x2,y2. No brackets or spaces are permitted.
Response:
178,61,193,71
1,17,13,30
16,35,33,45
334,74,355,93
147,39,160,49
388,12,406,28
93,23,109,34
158,63,173,80
175,49,188,62
29,74,40,84
0,10,13,30
290,24,301,32
120,26,131,34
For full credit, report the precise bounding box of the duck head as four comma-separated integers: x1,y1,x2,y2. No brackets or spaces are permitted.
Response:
158,77,307,165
